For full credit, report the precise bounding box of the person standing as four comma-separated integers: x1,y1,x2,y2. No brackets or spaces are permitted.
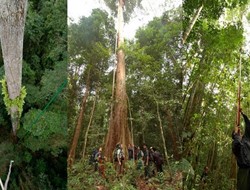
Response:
232,109,250,190
95,147,106,178
128,143,134,160
143,143,151,179
151,147,164,173
136,146,144,170
114,143,124,176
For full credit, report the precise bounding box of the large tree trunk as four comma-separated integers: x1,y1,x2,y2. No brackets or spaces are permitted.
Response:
0,0,28,138
104,0,131,161
68,71,90,168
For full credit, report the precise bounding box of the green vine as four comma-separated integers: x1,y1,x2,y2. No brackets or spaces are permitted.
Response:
0,77,27,117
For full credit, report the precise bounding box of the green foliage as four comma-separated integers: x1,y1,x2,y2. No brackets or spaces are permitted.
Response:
125,8,183,153
171,158,194,176
68,159,105,189
0,77,27,117
68,8,116,158
0,0,67,189
247,12,250,21
181,0,249,189
20,109,67,156
69,158,191,189
0,142,16,176
103,0,143,23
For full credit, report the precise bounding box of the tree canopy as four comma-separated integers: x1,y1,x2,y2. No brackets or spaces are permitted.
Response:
0,0,67,189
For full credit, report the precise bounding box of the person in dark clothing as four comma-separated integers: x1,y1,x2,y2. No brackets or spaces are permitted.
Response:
128,143,134,160
200,166,209,188
151,147,164,173
143,143,151,179
232,109,250,190
133,145,138,160
89,148,98,170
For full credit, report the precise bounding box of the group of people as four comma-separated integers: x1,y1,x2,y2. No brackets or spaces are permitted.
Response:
89,142,164,179
127,143,164,178
87,109,250,188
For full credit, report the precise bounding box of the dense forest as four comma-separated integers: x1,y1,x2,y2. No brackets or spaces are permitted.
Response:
0,0,250,189
68,0,250,190
0,0,67,189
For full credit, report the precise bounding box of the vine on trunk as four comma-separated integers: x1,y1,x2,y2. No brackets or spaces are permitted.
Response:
0,77,27,117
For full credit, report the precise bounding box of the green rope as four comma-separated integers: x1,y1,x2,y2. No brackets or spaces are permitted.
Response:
29,79,68,129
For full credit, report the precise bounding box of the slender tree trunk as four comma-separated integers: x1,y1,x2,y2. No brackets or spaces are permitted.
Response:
67,67,78,129
0,0,28,138
127,95,135,161
104,0,131,161
155,98,170,169
207,141,217,170
182,4,203,44
0,160,14,190
166,109,180,160
82,90,98,159
68,71,90,168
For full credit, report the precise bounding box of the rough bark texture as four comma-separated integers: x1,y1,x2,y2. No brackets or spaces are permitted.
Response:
68,72,90,168
0,0,27,137
104,0,131,161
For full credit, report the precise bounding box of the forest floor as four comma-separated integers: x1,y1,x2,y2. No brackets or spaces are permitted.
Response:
95,170,183,190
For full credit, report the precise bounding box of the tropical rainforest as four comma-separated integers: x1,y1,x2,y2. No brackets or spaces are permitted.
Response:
68,0,250,190
0,0,250,190
0,0,67,189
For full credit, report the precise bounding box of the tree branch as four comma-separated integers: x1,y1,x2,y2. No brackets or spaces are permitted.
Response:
0,160,14,190
182,4,203,44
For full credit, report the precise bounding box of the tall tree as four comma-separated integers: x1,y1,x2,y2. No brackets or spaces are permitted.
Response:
182,0,250,189
126,8,183,159
68,9,115,166
104,0,142,161
0,0,28,138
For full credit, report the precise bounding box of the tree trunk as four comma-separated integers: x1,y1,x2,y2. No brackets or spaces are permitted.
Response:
0,0,28,138
68,71,90,168
207,141,217,170
155,98,170,169
182,4,203,44
127,95,135,161
166,109,180,160
104,0,131,161
67,66,79,129
82,90,98,159
0,160,14,190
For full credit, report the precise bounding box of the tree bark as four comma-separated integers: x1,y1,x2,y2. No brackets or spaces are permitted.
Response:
0,0,28,137
104,0,131,161
68,71,90,168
